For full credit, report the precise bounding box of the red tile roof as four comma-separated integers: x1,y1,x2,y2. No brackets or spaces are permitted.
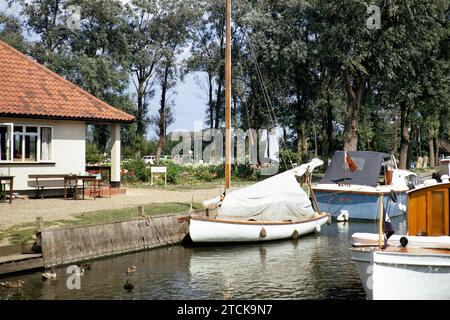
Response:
0,40,134,123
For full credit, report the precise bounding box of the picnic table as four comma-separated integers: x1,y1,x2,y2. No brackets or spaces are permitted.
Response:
0,176,14,204
28,174,99,200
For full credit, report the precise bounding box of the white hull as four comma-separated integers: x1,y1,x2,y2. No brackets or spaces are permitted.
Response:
350,237,450,300
189,214,329,243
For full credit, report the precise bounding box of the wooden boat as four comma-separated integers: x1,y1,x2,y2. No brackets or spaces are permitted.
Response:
189,158,330,243
188,0,329,243
350,182,450,300
190,213,329,243
313,151,418,220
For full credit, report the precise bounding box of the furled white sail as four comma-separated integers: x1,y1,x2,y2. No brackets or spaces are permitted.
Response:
216,158,323,221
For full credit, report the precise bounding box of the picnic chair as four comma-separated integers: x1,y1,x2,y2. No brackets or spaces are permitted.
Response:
86,170,111,199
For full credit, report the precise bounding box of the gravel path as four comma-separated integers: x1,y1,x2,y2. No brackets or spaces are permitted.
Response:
0,187,224,230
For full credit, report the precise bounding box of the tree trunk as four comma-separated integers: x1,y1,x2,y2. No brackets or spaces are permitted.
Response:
136,69,146,138
208,72,214,129
399,104,410,170
341,69,365,151
301,123,308,160
392,115,398,158
435,138,440,166
214,71,223,129
428,127,435,168
156,66,170,163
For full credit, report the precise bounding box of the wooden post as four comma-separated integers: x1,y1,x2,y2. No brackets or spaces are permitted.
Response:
306,174,321,213
138,205,145,216
35,217,43,248
379,192,384,249
151,171,154,187
224,0,232,192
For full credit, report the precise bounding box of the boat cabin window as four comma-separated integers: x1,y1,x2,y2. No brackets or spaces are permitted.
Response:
405,174,419,190
379,161,395,185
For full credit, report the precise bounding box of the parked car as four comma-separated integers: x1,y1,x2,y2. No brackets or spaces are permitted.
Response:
142,155,156,165
160,155,172,162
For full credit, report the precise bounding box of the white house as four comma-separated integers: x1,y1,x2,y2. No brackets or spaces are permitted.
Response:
0,40,134,193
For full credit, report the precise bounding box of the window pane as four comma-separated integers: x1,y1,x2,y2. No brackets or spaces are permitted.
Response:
0,126,10,161
14,126,23,134
13,131,22,161
24,135,37,162
26,127,38,134
40,127,52,161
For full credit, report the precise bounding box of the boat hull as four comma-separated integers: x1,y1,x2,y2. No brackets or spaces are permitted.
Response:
313,189,408,220
350,247,450,300
189,214,329,243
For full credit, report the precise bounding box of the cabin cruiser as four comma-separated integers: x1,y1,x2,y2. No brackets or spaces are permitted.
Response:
313,151,418,220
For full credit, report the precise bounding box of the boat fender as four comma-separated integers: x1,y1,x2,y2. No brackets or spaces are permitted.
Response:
327,214,332,225
291,230,299,240
400,237,408,248
259,227,267,238
315,224,321,233
390,190,397,203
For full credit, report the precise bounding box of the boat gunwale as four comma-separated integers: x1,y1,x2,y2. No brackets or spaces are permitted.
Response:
190,213,329,226
312,187,409,196
349,246,450,256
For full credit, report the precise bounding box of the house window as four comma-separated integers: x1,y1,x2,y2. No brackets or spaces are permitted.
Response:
0,124,12,161
40,127,52,161
13,126,23,162
24,127,38,162
1,124,53,163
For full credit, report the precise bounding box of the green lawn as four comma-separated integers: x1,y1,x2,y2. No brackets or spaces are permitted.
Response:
123,180,255,191
0,202,202,245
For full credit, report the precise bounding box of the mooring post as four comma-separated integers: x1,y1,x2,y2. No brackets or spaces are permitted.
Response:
35,216,43,250
138,205,145,216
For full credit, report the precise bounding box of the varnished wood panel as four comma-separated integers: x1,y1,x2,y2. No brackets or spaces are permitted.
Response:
408,185,449,236
429,191,446,236
408,191,427,236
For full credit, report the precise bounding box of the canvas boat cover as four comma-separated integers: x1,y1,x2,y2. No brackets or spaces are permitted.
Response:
216,158,323,221
320,151,391,187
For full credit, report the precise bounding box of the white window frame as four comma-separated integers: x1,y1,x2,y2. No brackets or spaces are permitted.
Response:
0,123,54,163
0,123,13,162
39,126,54,163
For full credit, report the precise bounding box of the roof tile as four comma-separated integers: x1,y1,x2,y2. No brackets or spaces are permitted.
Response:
0,40,134,123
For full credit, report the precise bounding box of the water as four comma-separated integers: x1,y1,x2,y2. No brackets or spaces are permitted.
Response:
0,216,407,300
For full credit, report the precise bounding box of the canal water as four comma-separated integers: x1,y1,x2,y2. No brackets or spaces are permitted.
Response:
0,216,407,300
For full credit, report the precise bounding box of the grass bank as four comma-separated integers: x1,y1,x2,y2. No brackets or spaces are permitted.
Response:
0,202,201,245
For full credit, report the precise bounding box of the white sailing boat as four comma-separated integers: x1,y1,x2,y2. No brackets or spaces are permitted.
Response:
187,0,330,243
350,182,450,300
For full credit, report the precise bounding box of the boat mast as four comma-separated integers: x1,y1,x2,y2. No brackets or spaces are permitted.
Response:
225,0,232,192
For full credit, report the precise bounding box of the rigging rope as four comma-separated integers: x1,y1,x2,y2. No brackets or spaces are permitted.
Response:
234,0,294,169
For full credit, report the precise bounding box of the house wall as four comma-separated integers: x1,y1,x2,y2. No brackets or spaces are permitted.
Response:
0,118,85,191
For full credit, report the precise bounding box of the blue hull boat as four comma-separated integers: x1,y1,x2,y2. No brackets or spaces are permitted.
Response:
313,189,408,220
312,151,418,220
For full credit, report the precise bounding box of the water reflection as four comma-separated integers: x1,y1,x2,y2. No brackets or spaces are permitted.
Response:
0,216,406,300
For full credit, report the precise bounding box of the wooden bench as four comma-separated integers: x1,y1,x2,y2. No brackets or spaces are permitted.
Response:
28,174,78,199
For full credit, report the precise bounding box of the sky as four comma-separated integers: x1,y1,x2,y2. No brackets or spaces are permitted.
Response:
0,1,207,134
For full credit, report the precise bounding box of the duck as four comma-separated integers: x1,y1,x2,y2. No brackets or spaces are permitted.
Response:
1,280,25,288
336,210,349,222
79,263,92,271
126,266,136,273
123,279,134,291
42,268,57,281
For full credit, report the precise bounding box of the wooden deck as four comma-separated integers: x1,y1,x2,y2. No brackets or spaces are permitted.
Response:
0,244,44,276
